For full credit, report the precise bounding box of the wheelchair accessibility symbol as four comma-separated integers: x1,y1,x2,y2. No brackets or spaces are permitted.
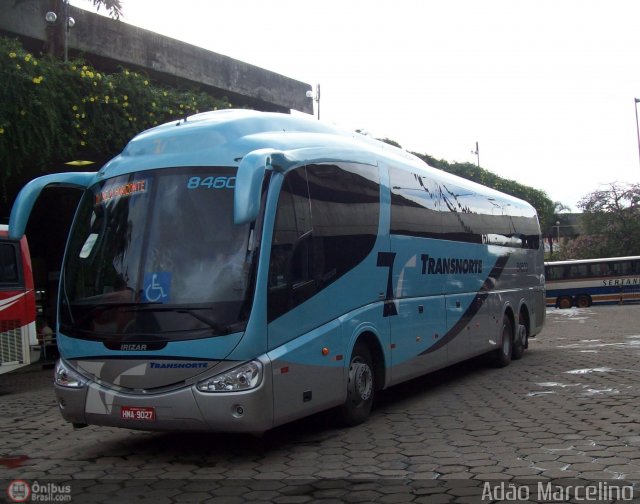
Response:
143,272,171,303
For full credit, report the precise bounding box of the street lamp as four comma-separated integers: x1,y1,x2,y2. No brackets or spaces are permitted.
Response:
635,98,640,167
471,141,480,168
306,84,320,120
45,0,75,62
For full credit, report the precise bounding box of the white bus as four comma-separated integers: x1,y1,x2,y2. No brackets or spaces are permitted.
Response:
545,256,640,308
9,110,545,432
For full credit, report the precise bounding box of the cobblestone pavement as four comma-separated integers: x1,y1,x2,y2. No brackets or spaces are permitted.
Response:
1,305,640,502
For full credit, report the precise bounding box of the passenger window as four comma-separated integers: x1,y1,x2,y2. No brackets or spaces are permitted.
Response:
267,163,380,322
268,168,313,321
307,163,379,289
0,244,19,284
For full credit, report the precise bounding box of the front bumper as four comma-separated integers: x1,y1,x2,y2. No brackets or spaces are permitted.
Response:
54,359,275,433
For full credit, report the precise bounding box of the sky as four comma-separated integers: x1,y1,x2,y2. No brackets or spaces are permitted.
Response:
71,0,640,211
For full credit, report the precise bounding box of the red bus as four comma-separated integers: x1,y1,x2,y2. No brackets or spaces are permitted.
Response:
0,224,38,374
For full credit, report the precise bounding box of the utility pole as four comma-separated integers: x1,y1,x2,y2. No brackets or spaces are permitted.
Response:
471,141,480,167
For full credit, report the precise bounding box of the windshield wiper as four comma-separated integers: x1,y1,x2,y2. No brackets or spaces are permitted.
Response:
126,305,227,334
67,301,162,329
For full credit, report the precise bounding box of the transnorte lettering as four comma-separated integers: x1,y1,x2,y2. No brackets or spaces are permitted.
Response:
421,254,483,275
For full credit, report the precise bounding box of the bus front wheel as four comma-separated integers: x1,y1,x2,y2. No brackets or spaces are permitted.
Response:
576,295,591,308
339,342,375,426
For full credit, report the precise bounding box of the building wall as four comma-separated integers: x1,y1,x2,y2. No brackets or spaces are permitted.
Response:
0,0,313,114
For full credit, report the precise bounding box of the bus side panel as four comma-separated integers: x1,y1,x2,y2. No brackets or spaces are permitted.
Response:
388,296,447,385
268,319,345,427
445,292,494,363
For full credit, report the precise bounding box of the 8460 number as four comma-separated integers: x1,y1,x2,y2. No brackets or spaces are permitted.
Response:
187,176,236,189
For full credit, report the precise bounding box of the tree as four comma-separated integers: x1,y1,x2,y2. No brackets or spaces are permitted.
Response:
547,201,571,256
564,183,640,259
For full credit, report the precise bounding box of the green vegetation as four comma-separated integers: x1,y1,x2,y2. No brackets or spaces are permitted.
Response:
0,36,232,200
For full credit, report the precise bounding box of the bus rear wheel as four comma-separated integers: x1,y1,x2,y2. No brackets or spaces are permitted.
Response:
557,296,573,309
512,315,528,360
339,342,375,426
493,315,513,368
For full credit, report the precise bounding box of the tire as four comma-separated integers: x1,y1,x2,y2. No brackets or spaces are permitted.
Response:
339,342,375,426
576,295,591,308
493,315,513,368
512,314,528,360
557,296,573,309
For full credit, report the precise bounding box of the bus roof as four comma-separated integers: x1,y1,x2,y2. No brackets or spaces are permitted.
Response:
545,256,640,266
99,109,533,213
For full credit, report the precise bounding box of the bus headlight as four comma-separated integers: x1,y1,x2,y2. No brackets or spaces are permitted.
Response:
54,359,87,388
196,361,262,392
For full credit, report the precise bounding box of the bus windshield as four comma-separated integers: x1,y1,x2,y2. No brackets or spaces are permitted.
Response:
60,167,256,341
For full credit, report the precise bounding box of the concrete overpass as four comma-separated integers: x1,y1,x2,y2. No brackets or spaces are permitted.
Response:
0,0,314,114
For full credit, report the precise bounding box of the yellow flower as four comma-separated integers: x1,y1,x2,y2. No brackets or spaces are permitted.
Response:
80,140,86,146
32,60,38,66
20,110,26,116
15,64,20,69
163,91,167,97
82,66,88,71
0,127,4,134
24,54,31,62
144,80,148,85
72,105,78,111
8,52,16,58
123,95,128,101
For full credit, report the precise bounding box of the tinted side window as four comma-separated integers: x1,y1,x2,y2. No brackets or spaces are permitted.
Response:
546,265,565,281
268,168,312,321
390,166,540,249
268,163,380,321
390,168,441,238
0,243,20,285
307,163,379,289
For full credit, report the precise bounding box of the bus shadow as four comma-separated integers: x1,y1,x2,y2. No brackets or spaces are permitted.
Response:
104,354,495,459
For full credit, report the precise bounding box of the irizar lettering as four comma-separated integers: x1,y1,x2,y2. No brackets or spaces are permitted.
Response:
120,344,147,351
421,254,483,275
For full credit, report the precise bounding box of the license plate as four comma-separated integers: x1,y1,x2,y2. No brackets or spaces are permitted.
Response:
120,406,156,421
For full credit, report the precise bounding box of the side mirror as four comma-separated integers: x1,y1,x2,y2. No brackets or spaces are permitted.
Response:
9,172,95,239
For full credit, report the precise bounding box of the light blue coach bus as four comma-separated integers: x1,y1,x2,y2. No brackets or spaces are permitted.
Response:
10,110,545,432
